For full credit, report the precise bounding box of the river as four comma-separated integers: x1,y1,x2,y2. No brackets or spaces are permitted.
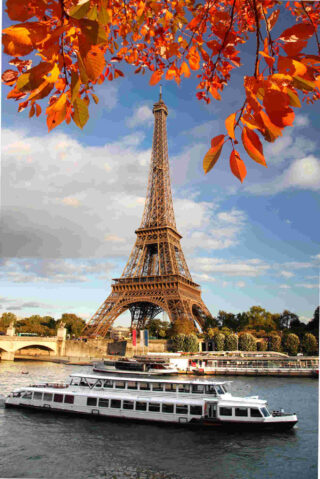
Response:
0,361,318,479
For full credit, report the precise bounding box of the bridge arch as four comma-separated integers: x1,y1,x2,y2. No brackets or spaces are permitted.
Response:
15,344,56,353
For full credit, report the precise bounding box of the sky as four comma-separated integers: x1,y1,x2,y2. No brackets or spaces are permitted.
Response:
1,7,319,326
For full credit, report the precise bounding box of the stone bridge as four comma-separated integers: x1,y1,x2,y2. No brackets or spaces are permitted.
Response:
0,322,67,361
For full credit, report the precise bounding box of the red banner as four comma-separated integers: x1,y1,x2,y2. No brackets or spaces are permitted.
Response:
132,329,137,346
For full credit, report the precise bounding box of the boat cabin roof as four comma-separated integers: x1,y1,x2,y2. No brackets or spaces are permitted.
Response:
70,373,231,386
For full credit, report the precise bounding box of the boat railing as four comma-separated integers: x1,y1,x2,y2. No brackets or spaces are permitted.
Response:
272,410,294,417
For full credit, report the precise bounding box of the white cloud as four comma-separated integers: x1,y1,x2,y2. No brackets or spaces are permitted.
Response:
236,281,246,288
295,115,310,127
296,283,318,289
280,284,291,289
280,271,294,278
126,105,153,128
189,257,270,277
98,83,119,110
246,156,320,195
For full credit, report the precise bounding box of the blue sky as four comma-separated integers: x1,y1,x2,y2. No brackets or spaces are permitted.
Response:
1,7,319,325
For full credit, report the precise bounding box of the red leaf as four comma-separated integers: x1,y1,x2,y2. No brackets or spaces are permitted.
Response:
149,70,163,86
279,23,315,43
230,150,247,183
203,135,225,174
225,112,236,139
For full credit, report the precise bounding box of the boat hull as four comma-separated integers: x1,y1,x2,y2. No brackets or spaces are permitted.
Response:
5,402,297,431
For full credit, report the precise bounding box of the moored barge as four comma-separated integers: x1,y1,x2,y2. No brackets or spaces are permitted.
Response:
5,373,298,430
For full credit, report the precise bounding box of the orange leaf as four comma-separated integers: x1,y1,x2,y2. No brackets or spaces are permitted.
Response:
35,104,42,117
280,23,315,43
84,49,106,81
292,75,316,92
258,111,283,143
203,135,225,174
149,70,163,86
187,46,200,71
29,103,35,118
286,89,301,108
6,0,34,21
281,40,307,57
3,26,34,56
225,112,236,139
278,57,307,77
230,150,247,183
46,93,67,132
209,86,221,100
180,61,190,78
241,127,266,167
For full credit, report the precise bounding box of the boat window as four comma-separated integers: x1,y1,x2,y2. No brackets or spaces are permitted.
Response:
94,380,103,389
190,405,202,416
136,401,147,411
115,381,126,389
111,399,121,409
221,385,228,393
192,384,204,394
87,397,97,406
22,391,32,399
33,392,43,400
103,380,113,389
219,407,232,416
80,378,89,387
164,383,176,392
139,382,150,391
99,398,109,408
152,383,163,392
235,407,248,417
64,395,74,404
149,403,161,412
162,403,174,413
127,381,138,390
215,386,224,395
13,392,21,398
205,385,217,395
250,408,263,417
261,407,270,417
176,404,188,414
54,394,64,403
177,384,190,393
123,400,134,410
43,393,53,402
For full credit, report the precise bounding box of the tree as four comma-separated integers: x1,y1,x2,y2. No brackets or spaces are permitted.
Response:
145,318,170,339
239,333,257,351
217,311,236,330
203,315,219,331
278,310,299,330
214,332,225,351
257,338,268,351
170,334,186,352
183,334,199,353
301,333,318,356
246,306,276,332
2,1,320,182
225,333,238,351
0,312,17,331
306,306,319,338
168,317,196,337
235,312,249,332
267,333,281,352
59,313,86,337
284,333,300,355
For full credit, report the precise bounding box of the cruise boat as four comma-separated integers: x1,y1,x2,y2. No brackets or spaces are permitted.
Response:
5,373,298,430
93,359,179,376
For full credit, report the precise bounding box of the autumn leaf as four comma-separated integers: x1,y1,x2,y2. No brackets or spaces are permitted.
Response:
187,46,200,71
203,135,225,174
259,111,282,143
149,70,163,86
241,127,267,167
225,112,236,139
267,9,280,31
83,49,106,81
3,26,34,56
180,61,190,78
279,23,315,43
69,1,90,20
46,93,67,132
73,96,89,128
209,86,221,100
230,150,247,183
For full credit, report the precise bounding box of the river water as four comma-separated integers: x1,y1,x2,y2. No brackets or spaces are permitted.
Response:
0,361,318,479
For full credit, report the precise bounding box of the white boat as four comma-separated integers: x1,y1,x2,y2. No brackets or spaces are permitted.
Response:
93,359,179,376
5,373,298,430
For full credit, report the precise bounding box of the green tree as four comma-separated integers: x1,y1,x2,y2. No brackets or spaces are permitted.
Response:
171,334,186,352
203,316,219,331
301,333,318,356
235,312,249,331
257,339,268,351
59,313,86,338
183,334,199,353
168,317,196,337
0,312,17,331
284,333,300,356
217,311,237,330
246,306,276,332
214,332,225,351
306,307,319,338
145,318,170,339
225,333,238,351
267,333,281,352
278,310,299,330
239,333,257,351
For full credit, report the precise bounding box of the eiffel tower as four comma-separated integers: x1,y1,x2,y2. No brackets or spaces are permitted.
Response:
84,91,212,337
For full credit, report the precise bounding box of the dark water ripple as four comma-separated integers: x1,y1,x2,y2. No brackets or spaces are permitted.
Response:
0,361,318,479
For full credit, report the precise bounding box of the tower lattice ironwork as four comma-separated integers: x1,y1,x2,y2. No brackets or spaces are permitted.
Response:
83,93,212,337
